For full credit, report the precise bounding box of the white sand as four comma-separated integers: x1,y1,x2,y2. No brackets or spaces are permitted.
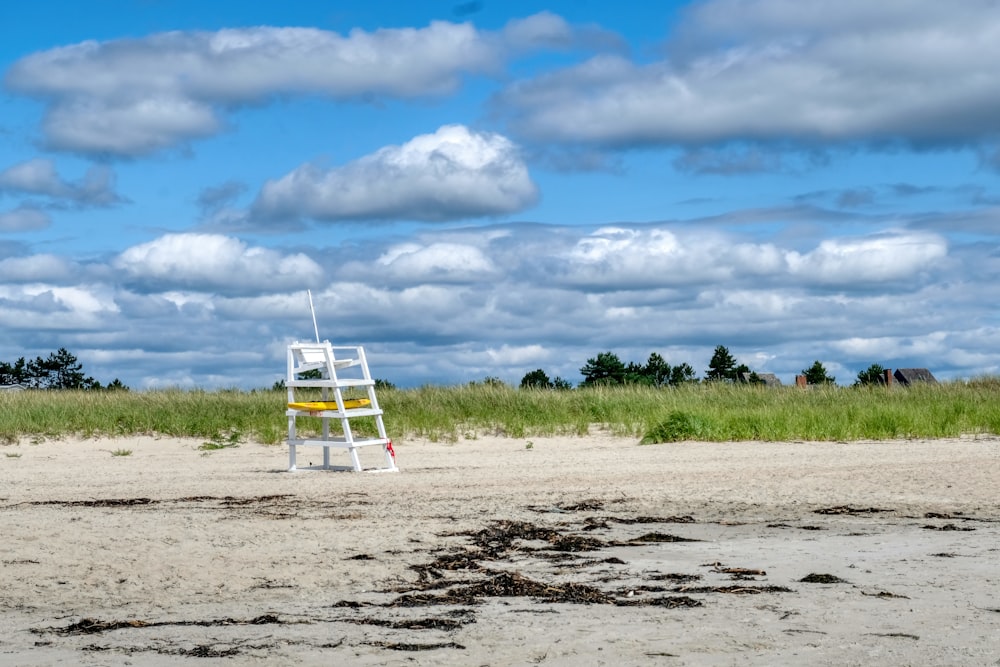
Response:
1,433,998,666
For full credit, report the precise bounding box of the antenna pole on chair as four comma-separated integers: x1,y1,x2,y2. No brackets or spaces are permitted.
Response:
307,289,321,343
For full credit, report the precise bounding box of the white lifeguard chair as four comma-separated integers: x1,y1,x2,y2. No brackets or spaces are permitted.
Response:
285,341,397,473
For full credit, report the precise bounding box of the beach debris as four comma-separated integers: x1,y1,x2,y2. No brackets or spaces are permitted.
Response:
712,567,766,576
649,573,702,583
814,506,893,515
921,512,997,523
390,570,615,606
767,522,825,530
556,499,606,511
861,590,909,599
615,595,703,608
26,507,820,660
167,644,243,658
674,585,793,595
28,497,154,507
24,494,294,509
365,641,466,651
609,515,695,525
617,532,700,544
581,517,611,530
799,573,849,584
342,615,471,631
37,614,288,636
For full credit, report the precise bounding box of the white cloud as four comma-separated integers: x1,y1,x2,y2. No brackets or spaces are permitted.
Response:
0,254,77,282
252,125,538,222
5,15,605,156
497,11,622,53
558,227,786,288
555,227,947,290
112,233,325,293
5,23,490,157
0,158,123,205
373,242,498,283
0,283,119,331
42,96,220,157
2,220,997,389
0,206,50,232
832,331,951,362
485,344,549,366
498,0,1000,151
715,289,801,318
833,335,904,359
787,232,948,284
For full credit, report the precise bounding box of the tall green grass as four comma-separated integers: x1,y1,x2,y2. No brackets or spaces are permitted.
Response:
1,379,998,445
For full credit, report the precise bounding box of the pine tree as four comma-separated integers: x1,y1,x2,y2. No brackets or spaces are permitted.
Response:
706,345,738,382
854,363,886,386
520,368,553,389
580,352,626,386
644,352,672,387
802,360,836,385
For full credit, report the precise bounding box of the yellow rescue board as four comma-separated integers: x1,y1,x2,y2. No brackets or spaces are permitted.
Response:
288,399,371,411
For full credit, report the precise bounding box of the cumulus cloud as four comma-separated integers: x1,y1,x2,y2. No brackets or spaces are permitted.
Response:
0,206,51,232
550,227,948,291
0,254,78,282
40,96,220,157
197,180,248,213
252,125,539,222
556,227,786,289
485,344,549,366
500,11,623,52
373,241,499,283
112,233,325,294
0,158,124,206
2,218,997,388
5,15,612,156
787,231,948,284
497,0,1000,151
0,283,119,332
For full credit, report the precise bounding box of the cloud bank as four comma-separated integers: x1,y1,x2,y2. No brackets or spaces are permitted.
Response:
3,218,992,389
496,0,1000,155
5,13,613,156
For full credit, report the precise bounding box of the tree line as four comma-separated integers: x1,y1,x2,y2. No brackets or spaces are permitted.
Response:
520,345,889,389
0,348,128,390
1,346,893,392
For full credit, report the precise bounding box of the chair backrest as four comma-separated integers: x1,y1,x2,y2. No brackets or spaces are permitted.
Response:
289,342,335,378
296,346,329,365
287,341,366,383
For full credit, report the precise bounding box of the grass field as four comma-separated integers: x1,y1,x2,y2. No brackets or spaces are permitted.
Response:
2,378,999,445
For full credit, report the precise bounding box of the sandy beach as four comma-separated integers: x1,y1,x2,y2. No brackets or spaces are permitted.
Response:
1,432,998,666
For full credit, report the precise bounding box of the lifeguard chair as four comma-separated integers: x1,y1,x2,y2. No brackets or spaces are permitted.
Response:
285,341,397,472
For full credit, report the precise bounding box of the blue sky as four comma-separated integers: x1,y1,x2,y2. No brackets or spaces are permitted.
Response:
2,0,999,389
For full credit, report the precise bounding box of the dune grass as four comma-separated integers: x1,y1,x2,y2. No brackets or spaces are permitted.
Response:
1,378,998,445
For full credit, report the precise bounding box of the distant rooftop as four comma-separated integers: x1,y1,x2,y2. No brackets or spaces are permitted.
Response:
738,372,782,387
893,368,938,386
